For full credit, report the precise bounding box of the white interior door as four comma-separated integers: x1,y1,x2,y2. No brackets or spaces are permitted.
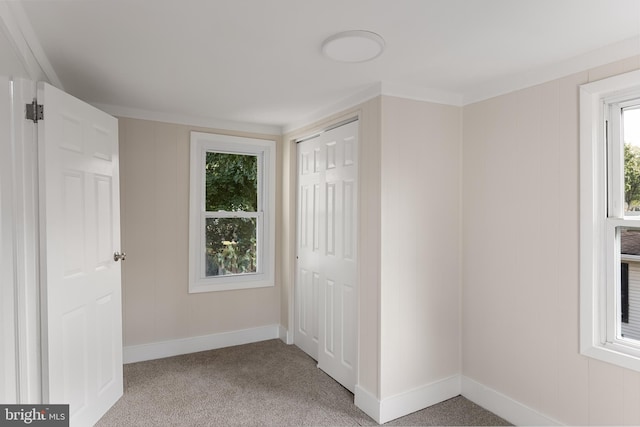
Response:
295,133,321,360
295,119,358,392
38,82,123,426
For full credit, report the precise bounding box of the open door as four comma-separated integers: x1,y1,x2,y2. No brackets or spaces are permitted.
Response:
37,82,123,425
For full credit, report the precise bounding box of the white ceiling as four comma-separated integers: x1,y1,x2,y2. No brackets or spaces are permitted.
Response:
17,0,640,133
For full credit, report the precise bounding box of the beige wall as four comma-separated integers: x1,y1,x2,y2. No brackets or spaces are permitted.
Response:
281,97,382,397
281,96,462,402
133,93,461,404
119,118,282,347
358,97,383,397
462,56,640,425
380,96,462,398
118,55,640,424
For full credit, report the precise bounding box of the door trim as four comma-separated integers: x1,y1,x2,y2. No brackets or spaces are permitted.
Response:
14,78,42,404
2,77,42,404
294,117,359,144
1,75,18,403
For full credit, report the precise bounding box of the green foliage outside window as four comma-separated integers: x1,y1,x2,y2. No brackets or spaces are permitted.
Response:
625,143,640,211
205,152,258,276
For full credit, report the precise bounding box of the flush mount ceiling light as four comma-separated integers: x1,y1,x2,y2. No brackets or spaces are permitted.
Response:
321,30,385,63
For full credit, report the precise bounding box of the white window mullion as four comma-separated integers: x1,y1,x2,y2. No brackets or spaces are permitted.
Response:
605,221,620,343
608,103,625,218
204,211,259,219
256,211,264,273
257,151,264,212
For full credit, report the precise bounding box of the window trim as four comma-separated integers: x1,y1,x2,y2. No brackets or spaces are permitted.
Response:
580,69,640,371
188,132,275,293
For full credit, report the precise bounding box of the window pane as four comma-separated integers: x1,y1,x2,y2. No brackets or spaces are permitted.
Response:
205,152,257,212
623,108,640,215
205,217,257,277
619,227,640,341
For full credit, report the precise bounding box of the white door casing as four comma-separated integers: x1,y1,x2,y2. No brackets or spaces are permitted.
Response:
14,78,42,404
38,82,122,426
295,119,358,392
0,75,18,404
3,77,42,404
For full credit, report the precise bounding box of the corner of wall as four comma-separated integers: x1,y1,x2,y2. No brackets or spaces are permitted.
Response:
356,375,461,424
461,376,562,426
278,324,292,344
354,385,382,424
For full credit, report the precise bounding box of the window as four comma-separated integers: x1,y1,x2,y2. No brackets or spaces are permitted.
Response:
189,132,275,292
580,69,640,371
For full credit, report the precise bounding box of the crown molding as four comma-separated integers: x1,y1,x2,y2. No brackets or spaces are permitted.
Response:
463,35,640,105
284,37,640,132
0,1,62,88
282,81,464,134
283,83,383,134
93,102,283,136
380,82,464,106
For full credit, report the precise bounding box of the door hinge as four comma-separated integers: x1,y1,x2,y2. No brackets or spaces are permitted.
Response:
26,100,43,123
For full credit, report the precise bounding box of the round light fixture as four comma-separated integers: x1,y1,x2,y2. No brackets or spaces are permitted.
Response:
321,30,385,63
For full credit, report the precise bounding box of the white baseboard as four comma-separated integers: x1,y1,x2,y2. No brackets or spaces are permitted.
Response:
355,375,461,424
354,385,381,423
276,325,296,345
461,376,562,426
124,333,562,425
123,324,280,364
278,325,291,344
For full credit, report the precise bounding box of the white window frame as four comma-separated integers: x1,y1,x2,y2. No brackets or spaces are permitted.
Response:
580,69,640,371
188,132,275,293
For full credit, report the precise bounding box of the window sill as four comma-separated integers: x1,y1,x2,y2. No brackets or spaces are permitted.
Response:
581,341,640,372
189,280,275,294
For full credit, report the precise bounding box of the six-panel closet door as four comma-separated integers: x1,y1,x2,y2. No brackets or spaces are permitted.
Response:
294,119,358,392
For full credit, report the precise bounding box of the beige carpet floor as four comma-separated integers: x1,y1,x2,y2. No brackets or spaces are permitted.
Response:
96,339,510,426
